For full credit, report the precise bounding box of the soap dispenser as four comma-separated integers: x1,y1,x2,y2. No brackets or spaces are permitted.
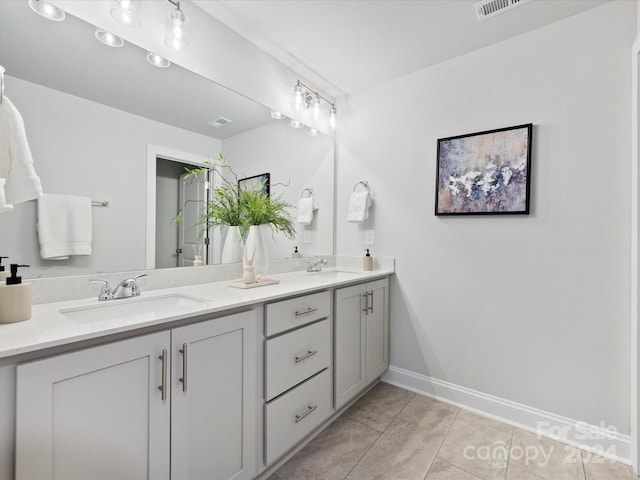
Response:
292,246,301,259
363,249,373,271
0,257,8,281
0,264,32,324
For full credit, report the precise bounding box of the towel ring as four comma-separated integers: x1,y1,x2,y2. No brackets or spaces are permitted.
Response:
353,180,370,193
0,65,5,105
301,187,314,198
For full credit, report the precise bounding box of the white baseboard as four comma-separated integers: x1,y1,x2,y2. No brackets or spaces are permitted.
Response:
382,366,631,465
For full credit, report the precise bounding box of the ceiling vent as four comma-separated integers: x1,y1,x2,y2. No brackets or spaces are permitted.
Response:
206,117,233,128
475,0,530,21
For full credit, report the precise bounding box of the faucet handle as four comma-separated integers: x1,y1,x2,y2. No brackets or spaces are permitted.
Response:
90,279,113,301
130,273,147,296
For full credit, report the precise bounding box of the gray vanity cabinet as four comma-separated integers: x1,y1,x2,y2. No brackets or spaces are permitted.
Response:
15,310,256,480
334,278,389,410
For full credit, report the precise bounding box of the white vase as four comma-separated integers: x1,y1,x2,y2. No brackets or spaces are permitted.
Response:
244,225,269,276
221,225,243,264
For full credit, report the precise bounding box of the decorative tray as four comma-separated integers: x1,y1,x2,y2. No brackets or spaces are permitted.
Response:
228,278,280,289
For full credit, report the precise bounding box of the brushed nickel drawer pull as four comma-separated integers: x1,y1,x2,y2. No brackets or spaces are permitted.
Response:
179,343,188,393
295,307,318,317
367,291,374,314
295,350,318,363
295,404,318,423
158,349,168,401
362,294,368,313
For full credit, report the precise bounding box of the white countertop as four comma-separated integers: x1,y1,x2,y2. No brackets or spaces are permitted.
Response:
0,267,393,360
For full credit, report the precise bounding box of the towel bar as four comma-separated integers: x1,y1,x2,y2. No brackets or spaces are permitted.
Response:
0,65,5,105
353,180,370,192
30,198,109,207
300,187,314,198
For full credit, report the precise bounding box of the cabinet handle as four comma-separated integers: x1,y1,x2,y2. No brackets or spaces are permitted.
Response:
295,404,318,423
295,307,318,317
367,291,374,314
158,349,168,401
179,343,188,393
295,350,318,363
362,294,368,313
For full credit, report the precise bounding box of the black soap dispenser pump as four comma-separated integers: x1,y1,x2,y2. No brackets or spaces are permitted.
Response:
292,246,301,259
0,264,32,323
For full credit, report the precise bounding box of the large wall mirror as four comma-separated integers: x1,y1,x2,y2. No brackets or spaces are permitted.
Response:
0,1,335,279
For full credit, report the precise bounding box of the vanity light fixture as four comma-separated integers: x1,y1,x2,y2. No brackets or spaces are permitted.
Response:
95,27,124,48
290,119,304,129
165,0,189,51
28,0,65,21
309,128,319,137
110,0,141,27
271,110,285,120
293,80,337,131
146,51,171,68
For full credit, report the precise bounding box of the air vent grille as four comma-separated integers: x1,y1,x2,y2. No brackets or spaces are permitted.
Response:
206,117,233,128
475,0,529,20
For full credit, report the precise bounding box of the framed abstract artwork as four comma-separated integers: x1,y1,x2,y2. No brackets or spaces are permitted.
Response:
435,123,532,215
238,173,270,197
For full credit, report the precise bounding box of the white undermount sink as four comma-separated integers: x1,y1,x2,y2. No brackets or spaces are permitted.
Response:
307,270,365,281
60,293,208,323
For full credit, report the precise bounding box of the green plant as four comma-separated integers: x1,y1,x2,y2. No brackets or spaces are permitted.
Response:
239,187,296,238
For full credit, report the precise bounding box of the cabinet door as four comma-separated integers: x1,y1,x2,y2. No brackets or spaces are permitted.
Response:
364,278,389,383
15,331,171,480
334,284,366,410
171,311,257,480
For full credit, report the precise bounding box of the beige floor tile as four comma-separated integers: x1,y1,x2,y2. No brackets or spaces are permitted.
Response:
275,416,380,480
505,462,547,479
582,453,636,480
343,382,415,432
399,394,459,436
346,417,445,480
425,458,482,480
508,429,585,480
436,410,513,480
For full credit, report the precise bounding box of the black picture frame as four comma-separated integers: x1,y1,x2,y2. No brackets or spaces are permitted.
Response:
238,173,270,197
435,123,533,216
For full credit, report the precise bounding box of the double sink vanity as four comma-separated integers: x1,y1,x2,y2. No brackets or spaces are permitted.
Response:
0,257,393,480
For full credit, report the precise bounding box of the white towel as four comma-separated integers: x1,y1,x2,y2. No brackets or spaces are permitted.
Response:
0,179,13,214
0,97,43,212
296,196,317,225
38,194,92,260
347,191,372,222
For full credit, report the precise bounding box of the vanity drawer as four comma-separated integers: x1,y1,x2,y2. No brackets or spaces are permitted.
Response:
264,369,332,465
265,319,330,401
265,291,330,337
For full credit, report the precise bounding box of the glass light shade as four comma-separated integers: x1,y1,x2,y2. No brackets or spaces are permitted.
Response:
293,84,304,112
309,128,319,137
311,95,321,120
94,27,124,48
290,119,304,129
146,51,171,68
328,106,337,131
28,0,65,21
110,0,141,27
165,7,189,51
270,110,285,120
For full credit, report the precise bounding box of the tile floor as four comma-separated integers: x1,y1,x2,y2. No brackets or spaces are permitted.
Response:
268,382,637,480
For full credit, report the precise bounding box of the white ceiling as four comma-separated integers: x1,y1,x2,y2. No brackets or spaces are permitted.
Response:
195,0,610,98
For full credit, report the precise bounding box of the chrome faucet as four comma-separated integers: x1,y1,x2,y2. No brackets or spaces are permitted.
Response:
90,273,147,301
306,258,328,272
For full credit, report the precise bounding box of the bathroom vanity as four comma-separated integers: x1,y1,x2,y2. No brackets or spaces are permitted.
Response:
0,261,392,480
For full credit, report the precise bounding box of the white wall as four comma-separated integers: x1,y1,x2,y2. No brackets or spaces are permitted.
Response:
0,77,219,278
222,120,334,260
337,0,634,434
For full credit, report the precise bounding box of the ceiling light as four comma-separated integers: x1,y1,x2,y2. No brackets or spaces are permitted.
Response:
165,0,189,51
293,80,337,131
328,106,337,131
271,110,285,120
293,83,304,112
146,51,171,68
110,0,141,27
290,119,303,129
28,0,65,21
95,27,124,47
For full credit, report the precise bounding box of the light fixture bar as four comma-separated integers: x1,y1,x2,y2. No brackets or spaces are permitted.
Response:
295,80,335,111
